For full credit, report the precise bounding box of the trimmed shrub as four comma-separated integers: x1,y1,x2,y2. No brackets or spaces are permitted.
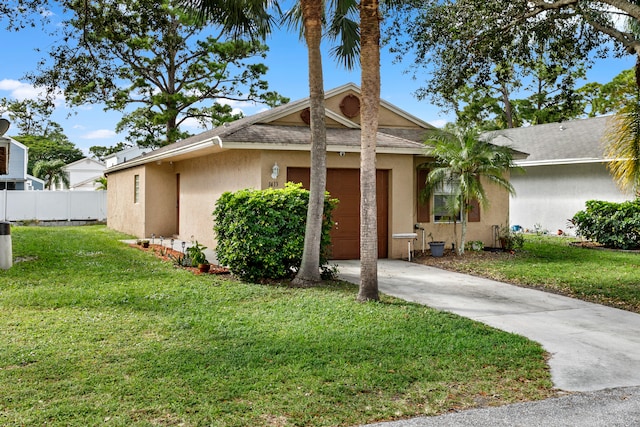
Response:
572,199,640,249
213,183,336,282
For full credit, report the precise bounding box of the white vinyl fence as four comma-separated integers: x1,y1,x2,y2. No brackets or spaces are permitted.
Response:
0,190,107,222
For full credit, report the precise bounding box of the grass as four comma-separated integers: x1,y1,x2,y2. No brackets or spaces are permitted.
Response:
0,226,554,426
423,235,640,314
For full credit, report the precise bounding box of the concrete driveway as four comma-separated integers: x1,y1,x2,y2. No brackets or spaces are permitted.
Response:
336,259,640,392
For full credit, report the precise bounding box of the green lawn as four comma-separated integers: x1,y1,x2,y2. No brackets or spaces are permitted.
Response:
0,226,554,426
429,235,640,314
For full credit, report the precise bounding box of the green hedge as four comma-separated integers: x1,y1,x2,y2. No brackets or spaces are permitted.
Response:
213,183,336,282
572,199,640,249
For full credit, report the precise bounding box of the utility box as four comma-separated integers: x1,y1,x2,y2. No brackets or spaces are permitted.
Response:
0,222,11,270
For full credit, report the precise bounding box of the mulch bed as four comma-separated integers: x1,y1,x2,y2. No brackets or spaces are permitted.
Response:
130,243,230,275
411,247,518,270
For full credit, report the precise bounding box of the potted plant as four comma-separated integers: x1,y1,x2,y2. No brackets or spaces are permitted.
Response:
186,241,210,272
427,233,446,257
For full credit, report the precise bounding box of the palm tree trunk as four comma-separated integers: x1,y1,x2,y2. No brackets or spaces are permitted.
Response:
357,0,380,301
292,0,327,286
460,200,468,256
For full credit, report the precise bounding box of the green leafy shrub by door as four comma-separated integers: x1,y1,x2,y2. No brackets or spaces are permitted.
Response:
572,199,640,249
213,183,336,282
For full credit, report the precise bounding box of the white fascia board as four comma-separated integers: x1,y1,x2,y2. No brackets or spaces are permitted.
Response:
105,136,223,173
325,109,360,128
514,158,605,167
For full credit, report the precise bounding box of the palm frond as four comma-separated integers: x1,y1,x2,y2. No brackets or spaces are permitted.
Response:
603,100,640,194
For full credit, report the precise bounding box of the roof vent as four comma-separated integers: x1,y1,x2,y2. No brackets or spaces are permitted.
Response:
339,94,360,118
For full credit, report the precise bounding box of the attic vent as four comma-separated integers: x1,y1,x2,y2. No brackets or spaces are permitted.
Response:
339,94,360,118
300,108,311,125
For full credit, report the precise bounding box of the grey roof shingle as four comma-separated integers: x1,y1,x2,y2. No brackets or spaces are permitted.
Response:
222,124,427,150
489,116,611,164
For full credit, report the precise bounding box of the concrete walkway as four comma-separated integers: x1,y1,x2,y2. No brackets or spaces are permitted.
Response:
337,259,640,425
336,259,640,392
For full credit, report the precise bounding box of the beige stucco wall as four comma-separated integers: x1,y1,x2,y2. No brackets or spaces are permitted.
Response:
106,165,146,238
261,150,416,259
107,148,510,259
173,150,262,249
144,163,178,239
412,159,510,251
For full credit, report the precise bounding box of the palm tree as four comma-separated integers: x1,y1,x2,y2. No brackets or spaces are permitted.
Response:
603,98,640,195
284,1,359,286
94,176,108,191
423,128,519,255
601,11,640,196
178,0,278,39
182,0,359,286
356,0,381,301
33,159,70,190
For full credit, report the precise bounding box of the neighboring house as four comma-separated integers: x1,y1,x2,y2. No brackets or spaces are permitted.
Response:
58,157,106,191
104,146,150,168
0,136,44,191
105,83,513,259
490,116,634,235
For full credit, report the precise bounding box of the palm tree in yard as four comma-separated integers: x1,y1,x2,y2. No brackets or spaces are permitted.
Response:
602,8,640,196
356,0,381,301
181,0,359,286
603,99,640,196
94,176,108,191
33,159,70,190
423,128,518,255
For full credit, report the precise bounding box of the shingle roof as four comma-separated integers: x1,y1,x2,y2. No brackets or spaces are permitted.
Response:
106,84,434,172
222,124,426,150
489,116,611,165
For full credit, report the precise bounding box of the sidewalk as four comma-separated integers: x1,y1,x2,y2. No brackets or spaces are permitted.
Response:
336,259,640,393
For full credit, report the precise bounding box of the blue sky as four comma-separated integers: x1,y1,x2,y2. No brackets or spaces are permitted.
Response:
1,8,636,155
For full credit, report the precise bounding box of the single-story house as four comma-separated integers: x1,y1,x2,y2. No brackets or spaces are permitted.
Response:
105,83,513,259
490,116,634,235
0,136,44,191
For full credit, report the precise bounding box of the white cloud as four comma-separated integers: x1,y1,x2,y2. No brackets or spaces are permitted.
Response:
0,79,43,101
216,98,253,116
429,119,448,128
0,79,65,106
81,129,117,140
181,117,208,130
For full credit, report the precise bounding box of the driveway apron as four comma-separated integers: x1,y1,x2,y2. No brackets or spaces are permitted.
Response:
336,259,640,392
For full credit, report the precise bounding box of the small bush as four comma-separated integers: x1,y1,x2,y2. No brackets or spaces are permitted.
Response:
498,226,525,251
572,199,640,249
213,183,336,282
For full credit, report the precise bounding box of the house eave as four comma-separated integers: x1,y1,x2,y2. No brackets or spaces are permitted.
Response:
105,136,223,173
219,141,426,155
515,157,605,167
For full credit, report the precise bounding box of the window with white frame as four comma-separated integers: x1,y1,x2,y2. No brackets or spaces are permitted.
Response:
433,179,461,223
134,174,140,203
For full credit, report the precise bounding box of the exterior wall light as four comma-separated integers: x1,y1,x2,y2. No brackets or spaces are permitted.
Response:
271,162,280,179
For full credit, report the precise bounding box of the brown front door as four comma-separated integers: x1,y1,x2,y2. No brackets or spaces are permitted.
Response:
287,168,389,260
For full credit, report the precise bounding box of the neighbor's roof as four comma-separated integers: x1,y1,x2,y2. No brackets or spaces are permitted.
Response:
489,115,612,166
105,83,436,173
